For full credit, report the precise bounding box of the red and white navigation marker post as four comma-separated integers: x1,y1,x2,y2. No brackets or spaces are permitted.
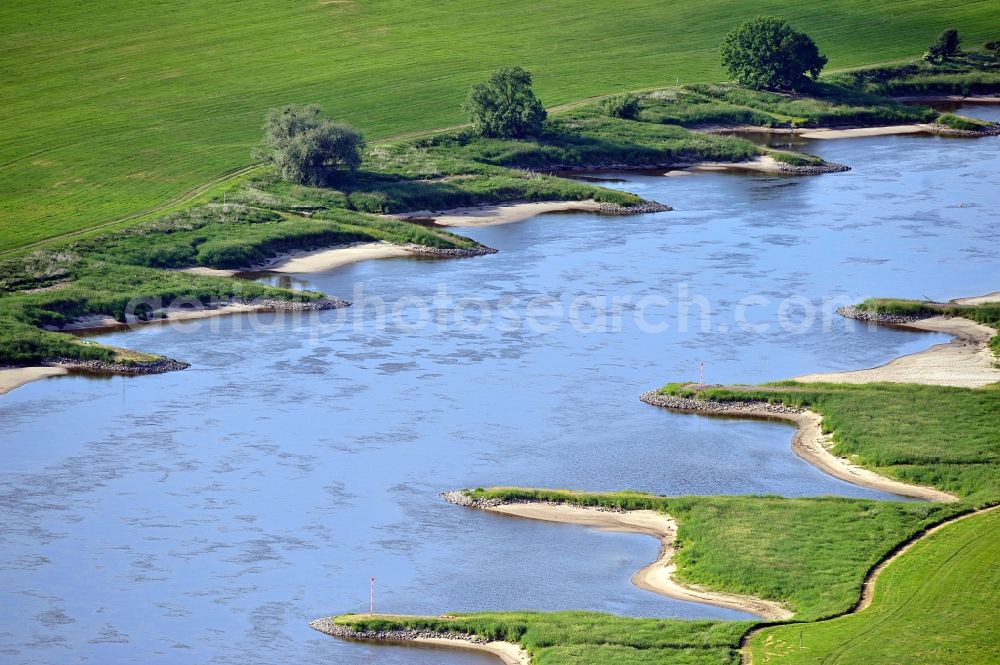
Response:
700,361,705,387
369,576,375,616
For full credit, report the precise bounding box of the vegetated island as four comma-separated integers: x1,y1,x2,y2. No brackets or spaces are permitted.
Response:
314,291,1000,664
2,40,999,394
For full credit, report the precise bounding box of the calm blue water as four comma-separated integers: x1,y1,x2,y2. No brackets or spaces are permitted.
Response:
1,107,998,664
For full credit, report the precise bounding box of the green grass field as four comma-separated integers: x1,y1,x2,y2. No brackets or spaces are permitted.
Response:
4,0,1000,251
749,507,1000,664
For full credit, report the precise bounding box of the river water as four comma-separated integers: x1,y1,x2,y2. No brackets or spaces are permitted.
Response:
1,106,998,664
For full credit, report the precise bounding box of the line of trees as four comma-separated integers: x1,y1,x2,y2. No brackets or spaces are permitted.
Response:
255,67,551,186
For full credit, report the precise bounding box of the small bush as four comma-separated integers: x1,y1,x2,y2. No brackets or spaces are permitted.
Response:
769,150,823,166
925,29,961,62
601,93,642,120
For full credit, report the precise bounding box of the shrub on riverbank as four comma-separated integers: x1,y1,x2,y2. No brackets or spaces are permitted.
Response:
635,53,1000,130
246,167,643,215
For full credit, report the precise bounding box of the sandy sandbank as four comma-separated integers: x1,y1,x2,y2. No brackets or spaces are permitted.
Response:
393,200,605,227
794,315,1000,388
45,302,265,332
413,637,530,665
695,156,784,173
952,290,1000,306
262,241,413,273
798,125,931,139
181,241,414,277
892,95,1000,104
693,155,846,174
485,502,794,620
0,365,69,395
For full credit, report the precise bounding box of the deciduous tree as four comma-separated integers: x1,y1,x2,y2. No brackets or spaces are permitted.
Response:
720,18,827,90
465,67,547,138
256,105,364,186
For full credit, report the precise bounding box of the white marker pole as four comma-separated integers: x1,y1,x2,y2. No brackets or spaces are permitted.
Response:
370,577,375,616
700,361,705,386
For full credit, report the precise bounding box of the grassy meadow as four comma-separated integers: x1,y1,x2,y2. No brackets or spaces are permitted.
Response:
4,0,1000,251
748,507,1000,664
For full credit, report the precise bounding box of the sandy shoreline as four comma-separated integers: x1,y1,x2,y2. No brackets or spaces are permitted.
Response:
0,365,70,395
704,124,931,139
182,241,414,277
484,502,793,620
264,241,414,273
46,302,266,332
794,315,1000,388
2,306,264,395
413,637,529,664
952,290,1000,306
695,156,785,173
798,124,932,139
415,637,531,665
694,155,847,174
892,94,1000,104
392,200,606,227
